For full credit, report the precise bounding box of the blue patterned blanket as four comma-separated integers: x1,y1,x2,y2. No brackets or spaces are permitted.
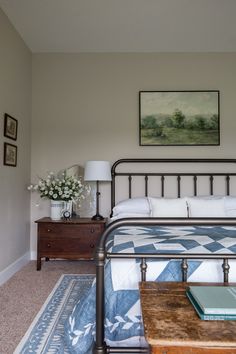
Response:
65,225,236,353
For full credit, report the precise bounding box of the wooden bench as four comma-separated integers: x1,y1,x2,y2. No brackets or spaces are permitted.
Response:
139,281,236,354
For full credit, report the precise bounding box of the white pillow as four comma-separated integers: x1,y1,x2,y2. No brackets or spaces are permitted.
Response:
112,197,150,216
186,197,225,217
148,197,188,217
187,195,223,200
109,212,150,223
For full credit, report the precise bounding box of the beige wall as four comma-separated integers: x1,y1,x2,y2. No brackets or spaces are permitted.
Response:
31,52,236,255
1,7,236,271
0,9,31,272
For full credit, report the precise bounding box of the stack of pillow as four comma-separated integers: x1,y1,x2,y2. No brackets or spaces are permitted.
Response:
111,196,236,220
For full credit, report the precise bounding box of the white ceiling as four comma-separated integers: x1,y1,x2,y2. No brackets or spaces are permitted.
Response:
0,0,236,53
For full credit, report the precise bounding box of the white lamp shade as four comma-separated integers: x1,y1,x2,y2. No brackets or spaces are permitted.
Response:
84,161,112,181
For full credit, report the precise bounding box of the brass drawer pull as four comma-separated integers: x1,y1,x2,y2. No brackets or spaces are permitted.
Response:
90,228,95,233
47,229,51,232
90,244,95,248
47,243,51,248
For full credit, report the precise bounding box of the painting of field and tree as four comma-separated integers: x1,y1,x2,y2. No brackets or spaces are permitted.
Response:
139,91,220,146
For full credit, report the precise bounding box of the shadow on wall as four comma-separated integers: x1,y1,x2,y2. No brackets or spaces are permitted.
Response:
65,165,96,217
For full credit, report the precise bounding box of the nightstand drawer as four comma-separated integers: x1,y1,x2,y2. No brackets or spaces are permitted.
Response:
39,236,97,255
38,223,103,238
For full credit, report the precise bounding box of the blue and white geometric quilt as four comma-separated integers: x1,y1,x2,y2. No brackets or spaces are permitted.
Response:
65,225,236,353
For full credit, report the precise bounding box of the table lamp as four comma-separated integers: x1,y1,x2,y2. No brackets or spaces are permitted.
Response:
84,160,111,220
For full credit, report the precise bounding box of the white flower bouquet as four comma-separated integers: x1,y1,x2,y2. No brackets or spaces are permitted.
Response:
28,171,90,202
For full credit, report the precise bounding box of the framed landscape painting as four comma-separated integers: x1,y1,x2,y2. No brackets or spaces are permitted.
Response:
139,91,220,146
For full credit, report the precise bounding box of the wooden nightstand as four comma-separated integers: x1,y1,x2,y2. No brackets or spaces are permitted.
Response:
35,217,107,270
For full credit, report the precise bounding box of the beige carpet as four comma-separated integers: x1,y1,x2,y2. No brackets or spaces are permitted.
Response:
0,260,95,354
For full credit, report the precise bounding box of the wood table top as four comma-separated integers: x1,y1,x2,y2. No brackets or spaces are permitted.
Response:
35,216,107,224
139,281,236,350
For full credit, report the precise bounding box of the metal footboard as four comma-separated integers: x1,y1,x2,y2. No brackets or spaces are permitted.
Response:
93,217,236,354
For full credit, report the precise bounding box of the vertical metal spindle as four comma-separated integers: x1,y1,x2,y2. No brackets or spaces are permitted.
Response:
222,258,230,283
210,175,214,195
181,259,188,282
226,175,230,196
161,175,165,197
193,175,197,196
177,175,181,198
140,258,147,282
128,175,132,199
145,175,148,197
111,171,115,215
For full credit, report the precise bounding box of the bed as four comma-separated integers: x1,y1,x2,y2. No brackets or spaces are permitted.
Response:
64,158,236,354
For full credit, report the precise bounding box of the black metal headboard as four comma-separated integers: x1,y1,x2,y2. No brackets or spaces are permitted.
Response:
111,158,236,211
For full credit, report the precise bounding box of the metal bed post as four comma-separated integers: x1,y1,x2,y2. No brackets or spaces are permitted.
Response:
223,258,230,283
181,258,188,282
93,244,107,354
93,219,152,354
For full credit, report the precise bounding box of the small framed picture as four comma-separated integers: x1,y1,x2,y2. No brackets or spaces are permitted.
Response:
4,113,18,140
4,142,17,167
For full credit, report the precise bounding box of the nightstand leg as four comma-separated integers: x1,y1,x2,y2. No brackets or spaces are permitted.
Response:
37,258,41,271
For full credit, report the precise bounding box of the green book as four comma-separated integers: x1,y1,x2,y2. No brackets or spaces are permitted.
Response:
188,286,236,315
186,290,236,320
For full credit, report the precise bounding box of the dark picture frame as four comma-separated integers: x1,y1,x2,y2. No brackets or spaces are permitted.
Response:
4,113,18,140
139,90,220,146
4,142,17,167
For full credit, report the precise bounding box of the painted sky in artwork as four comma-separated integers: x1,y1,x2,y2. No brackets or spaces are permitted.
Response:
141,92,219,117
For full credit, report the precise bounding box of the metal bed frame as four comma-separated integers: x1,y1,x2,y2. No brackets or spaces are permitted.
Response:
93,158,236,354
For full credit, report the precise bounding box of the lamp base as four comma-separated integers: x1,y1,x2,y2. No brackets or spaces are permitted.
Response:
91,214,104,221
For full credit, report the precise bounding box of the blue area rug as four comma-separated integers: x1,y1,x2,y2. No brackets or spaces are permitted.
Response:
13,274,95,354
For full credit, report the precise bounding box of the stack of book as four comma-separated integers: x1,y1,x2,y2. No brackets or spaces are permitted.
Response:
186,286,236,320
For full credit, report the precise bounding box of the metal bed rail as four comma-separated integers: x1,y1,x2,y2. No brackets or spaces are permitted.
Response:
111,158,236,211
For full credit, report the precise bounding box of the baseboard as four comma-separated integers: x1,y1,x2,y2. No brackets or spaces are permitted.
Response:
0,251,31,286
31,250,37,260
